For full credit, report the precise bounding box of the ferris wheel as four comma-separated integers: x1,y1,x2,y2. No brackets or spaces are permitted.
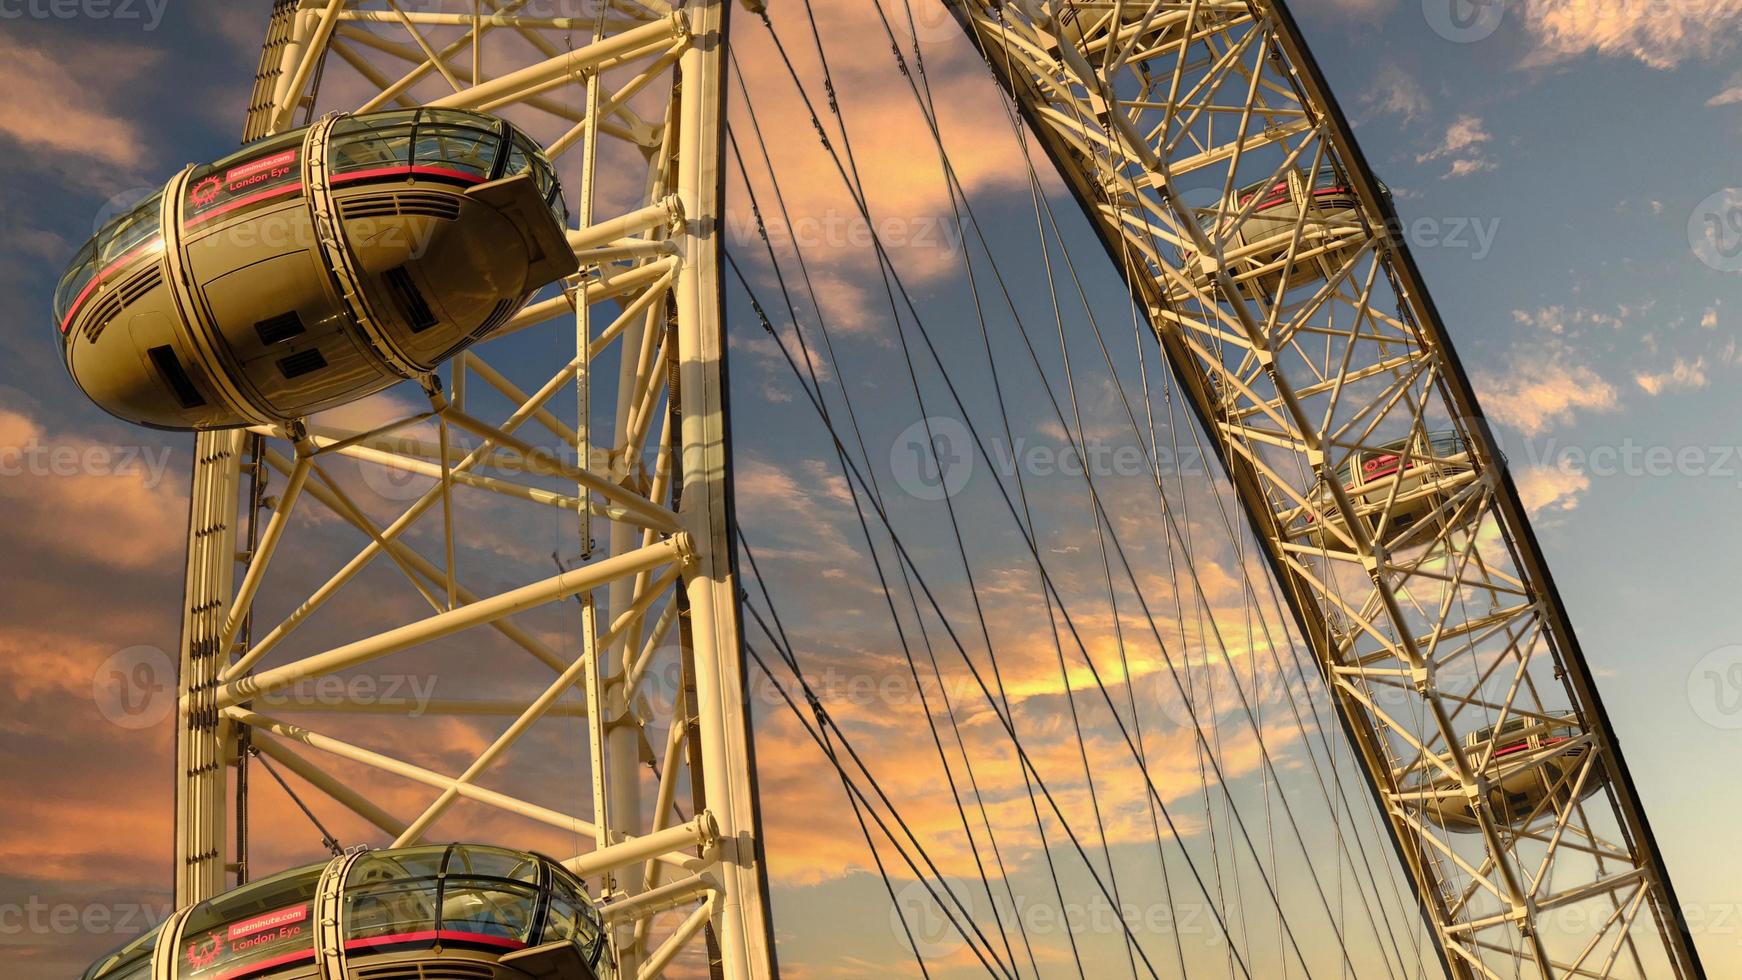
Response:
58,1,1708,978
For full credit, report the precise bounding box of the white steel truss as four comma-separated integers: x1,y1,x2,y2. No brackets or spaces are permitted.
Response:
173,1,774,977
949,2,1704,978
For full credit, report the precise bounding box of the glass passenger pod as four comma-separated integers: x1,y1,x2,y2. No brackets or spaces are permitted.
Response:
1410,712,1602,833
1294,429,1472,546
56,107,576,431
82,844,614,980
1180,165,1385,296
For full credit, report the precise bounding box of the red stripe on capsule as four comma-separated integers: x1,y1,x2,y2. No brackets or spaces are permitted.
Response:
343,928,528,952
330,165,489,186
183,182,306,229
58,236,166,335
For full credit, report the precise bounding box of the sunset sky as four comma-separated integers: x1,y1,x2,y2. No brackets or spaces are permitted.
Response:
2,1,1742,978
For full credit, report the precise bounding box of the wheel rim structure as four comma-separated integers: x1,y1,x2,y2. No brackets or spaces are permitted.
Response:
173,1,774,977
945,2,1704,978
162,2,1705,980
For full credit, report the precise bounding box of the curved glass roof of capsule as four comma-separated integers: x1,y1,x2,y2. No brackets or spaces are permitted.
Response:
80,843,612,980
55,107,567,340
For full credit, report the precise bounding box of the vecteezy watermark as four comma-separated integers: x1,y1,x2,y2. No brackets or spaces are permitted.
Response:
357,453,437,503
888,416,1218,501
726,209,962,257
1690,189,1742,273
1175,182,1502,260
0,0,168,30
1689,645,1742,730
0,439,175,489
890,416,974,501
1422,0,1507,42
0,898,173,937
257,674,441,716
85,194,442,263
890,880,1216,959
899,0,963,46
1426,0,1742,44
1496,430,1742,487
184,211,442,260
1385,214,1501,260
92,645,174,730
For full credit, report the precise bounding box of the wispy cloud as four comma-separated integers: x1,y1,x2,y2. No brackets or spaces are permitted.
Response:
1477,356,1618,436
1517,0,1742,70
1512,305,1625,336
1362,62,1430,124
1635,357,1709,395
0,408,184,570
0,34,160,177
1710,72,1742,106
1515,462,1590,517
1416,115,1495,179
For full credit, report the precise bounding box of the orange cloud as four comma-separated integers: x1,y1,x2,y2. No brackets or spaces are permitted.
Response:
0,34,160,175
1517,0,1742,69
0,408,185,571
1514,462,1590,518
1475,359,1618,437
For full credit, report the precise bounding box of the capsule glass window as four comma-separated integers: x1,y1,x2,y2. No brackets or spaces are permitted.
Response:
509,134,552,197
505,131,567,221
343,845,446,942
413,123,503,181
444,843,540,884
439,878,539,943
436,843,541,944
81,923,161,980
99,192,164,265
504,139,533,189
541,873,606,960
346,878,440,941
54,238,99,332
330,112,417,178
174,863,321,979
419,108,498,128
546,175,569,223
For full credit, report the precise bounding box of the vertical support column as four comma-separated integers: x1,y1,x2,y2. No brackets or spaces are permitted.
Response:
673,1,777,976
177,0,302,907
175,429,245,905
603,109,651,980
571,7,619,954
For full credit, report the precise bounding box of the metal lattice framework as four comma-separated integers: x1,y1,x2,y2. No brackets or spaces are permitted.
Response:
158,1,1706,979
948,2,1704,978
174,1,773,977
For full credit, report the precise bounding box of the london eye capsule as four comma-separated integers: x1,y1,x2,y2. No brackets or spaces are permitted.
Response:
80,843,616,980
1290,429,1476,548
1181,165,1382,299
1407,712,1606,834
55,108,578,430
